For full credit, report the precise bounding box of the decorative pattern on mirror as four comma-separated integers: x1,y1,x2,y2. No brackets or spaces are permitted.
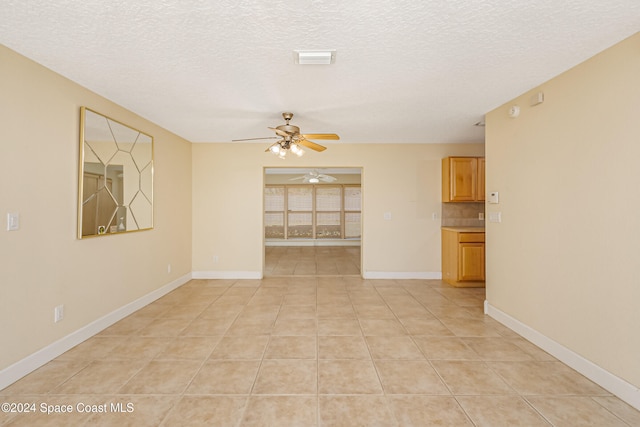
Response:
78,107,154,238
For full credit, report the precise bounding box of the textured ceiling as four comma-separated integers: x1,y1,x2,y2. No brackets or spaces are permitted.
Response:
1,1,639,144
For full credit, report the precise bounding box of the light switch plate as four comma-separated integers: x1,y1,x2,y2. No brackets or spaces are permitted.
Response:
488,212,502,223
7,212,19,231
54,305,64,323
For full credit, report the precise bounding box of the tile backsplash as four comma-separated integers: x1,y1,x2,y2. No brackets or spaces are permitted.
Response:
441,202,485,227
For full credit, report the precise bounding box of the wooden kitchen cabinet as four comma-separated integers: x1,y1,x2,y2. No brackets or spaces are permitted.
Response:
442,157,485,202
442,227,485,287
459,242,485,281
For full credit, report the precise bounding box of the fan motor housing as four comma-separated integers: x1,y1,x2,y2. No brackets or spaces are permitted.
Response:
277,124,300,135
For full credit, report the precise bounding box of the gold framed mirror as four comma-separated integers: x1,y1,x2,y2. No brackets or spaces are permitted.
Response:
78,107,154,238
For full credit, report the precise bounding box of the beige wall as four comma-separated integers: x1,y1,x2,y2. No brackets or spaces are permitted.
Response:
485,33,640,389
0,46,192,371
192,142,484,277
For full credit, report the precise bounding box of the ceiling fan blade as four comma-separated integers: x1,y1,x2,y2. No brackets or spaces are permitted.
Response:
233,136,279,142
269,127,291,138
297,138,327,152
301,133,340,140
288,176,305,181
318,174,337,182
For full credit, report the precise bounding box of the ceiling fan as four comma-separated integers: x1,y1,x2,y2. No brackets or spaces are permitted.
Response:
289,169,337,183
232,112,339,158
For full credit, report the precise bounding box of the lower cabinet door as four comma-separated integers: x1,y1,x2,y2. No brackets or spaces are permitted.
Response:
458,243,485,281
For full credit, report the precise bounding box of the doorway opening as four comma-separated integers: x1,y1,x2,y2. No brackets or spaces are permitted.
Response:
263,167,362,277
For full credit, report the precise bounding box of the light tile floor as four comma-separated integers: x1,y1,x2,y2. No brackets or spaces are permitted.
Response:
265,246,361,276
2,277,640,426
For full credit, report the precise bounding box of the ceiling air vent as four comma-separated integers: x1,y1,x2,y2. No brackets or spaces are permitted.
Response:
293,50,336,65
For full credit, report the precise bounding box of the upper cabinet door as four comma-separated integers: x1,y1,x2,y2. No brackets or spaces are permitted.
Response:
443,157,477,202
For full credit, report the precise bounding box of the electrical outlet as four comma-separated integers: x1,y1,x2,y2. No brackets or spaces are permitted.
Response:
479,213,485,220
213,255,219,263
167,264,172,274
54,305,64,323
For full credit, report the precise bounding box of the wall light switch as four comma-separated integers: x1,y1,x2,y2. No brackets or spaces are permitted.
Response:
488,212,502,223
7,212,19,231
54,305,64,323
383,212,392,220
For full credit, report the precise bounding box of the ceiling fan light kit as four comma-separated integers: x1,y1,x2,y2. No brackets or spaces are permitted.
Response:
233,112,339,159
293,50,336,65
269,141,305,159
290,144,304,156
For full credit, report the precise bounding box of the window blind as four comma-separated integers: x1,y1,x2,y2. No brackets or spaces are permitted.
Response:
264,186,285,211
288,187,312,211
316,187,341,211
344,187,362,211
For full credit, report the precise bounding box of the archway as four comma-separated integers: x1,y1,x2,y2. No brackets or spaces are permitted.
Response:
263,167,362,277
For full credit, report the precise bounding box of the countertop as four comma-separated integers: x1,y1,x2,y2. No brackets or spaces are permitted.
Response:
441,226,485,233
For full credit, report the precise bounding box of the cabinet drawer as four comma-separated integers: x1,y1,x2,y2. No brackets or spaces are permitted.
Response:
459,233,485,243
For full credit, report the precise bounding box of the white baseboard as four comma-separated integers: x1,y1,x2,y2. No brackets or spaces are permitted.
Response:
363,271,442,280
0,273,192,391
485,301,640,411
192,271,263,279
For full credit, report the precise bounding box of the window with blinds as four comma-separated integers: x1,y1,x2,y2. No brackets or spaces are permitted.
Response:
316,187,341,238
344,187,362,239
287,187,313,238
264,186,285,238
264,184,361,240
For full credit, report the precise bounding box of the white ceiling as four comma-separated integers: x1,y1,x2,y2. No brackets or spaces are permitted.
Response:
2,1,638,144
